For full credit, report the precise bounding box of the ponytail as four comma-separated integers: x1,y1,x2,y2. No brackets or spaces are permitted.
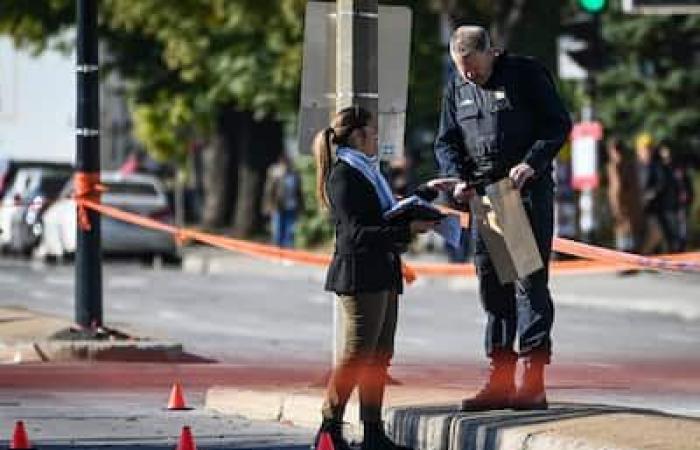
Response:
313,127,334,209
312,105,372,210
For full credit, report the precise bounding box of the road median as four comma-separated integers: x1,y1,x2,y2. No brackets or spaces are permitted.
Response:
205,385,700,450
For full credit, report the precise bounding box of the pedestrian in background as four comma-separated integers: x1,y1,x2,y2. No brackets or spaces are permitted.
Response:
312,106,433,450
606,138,643,252
662,147,695,252
263,153,304,248
659,145,693,251
636,133,672,254
432,25,572,411
658,145,682,252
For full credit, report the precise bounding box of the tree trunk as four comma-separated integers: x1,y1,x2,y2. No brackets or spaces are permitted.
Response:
201,106,239,230
232,116,283,237
200,105,282,236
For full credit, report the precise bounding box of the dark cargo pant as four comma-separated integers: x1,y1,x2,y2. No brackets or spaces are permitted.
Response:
473,179,555,363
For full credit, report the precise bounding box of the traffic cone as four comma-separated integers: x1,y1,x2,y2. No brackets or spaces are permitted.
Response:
316,431,334,450
9,420,34,449
175,426,197,450
167,382,191,410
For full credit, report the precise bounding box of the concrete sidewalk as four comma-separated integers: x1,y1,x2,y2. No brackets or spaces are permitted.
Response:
204,385,700,450
0,306,184,362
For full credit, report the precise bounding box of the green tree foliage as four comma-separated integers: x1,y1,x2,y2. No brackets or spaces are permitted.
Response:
0,0,305,166
295,154,334,249
596,5,700,163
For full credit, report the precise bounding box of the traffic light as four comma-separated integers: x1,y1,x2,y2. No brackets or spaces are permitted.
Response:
560,13,605,74
578,0,608,14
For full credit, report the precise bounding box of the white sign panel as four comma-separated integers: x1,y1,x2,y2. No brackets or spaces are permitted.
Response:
623,0,700,14
571,121,603,190
557,36,588,81
571,136,598,190
298,2,412,161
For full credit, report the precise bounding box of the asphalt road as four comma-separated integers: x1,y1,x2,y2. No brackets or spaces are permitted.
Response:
1,253,699,446
0,254,698,365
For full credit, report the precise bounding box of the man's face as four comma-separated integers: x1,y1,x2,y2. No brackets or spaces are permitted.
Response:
636,146,652,164
454,50,492,85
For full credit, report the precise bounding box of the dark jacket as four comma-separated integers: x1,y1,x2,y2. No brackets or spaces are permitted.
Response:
324,160,411,295
639,159,670,214
435,52,572,190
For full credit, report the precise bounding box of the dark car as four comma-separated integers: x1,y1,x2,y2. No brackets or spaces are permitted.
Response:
0,164,74,254
0,159,73,199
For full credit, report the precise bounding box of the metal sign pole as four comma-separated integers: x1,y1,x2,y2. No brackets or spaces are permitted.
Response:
75,0,103,328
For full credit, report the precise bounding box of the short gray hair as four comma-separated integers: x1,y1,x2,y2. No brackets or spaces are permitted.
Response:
450,26,491,59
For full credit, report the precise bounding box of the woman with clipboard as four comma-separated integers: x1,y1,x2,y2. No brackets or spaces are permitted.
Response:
311,106,436,450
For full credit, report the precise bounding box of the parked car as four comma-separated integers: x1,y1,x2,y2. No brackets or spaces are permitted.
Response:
0,165,73,254
0,158,73,199
37,172,180,263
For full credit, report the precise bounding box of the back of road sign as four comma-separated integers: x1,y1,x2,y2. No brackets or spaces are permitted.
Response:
298,2,412,161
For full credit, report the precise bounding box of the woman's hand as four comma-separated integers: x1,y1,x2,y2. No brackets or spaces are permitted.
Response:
453,182,475,204
426,177,462,192
410,220,439,234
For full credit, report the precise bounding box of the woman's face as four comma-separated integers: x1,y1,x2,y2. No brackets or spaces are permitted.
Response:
352,125,378,156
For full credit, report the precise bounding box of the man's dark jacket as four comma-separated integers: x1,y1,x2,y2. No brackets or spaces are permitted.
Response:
435,52,572,188
324,160,410,295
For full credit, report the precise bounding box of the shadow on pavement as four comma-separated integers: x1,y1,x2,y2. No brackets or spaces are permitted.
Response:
387,402,697,450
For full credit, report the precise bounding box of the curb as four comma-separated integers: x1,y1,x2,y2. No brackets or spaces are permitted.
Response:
204,387,700,450
2,339,184,363
0,306,187,363
204,387,362,440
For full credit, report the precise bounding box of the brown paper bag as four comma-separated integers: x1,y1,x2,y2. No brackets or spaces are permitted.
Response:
470,178,543,284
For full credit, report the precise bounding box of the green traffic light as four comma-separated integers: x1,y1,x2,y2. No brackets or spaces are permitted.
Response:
578,0,606,13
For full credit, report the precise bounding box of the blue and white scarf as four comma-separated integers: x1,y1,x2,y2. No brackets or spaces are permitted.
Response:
336,146,396,212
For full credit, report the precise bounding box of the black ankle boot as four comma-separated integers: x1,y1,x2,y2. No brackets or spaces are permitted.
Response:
361,421,412,450
312,419,354,450
460,353,516,411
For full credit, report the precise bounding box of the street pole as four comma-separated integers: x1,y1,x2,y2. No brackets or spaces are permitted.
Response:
336,0,378,118
75,0,103,328
578,12,601,243
333,0,378,366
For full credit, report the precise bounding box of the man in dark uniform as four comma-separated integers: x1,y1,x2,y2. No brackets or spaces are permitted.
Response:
433,26,572,410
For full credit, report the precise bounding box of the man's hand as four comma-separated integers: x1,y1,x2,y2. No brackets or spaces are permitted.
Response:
453,182,475,204
426,177,462,192
509,163,535,190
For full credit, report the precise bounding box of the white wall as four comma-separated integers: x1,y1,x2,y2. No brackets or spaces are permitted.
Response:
0,37,75,163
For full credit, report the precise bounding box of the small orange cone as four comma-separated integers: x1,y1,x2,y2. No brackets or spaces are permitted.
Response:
10,420,34,449
316,431,335,450
167,382,191,410
175,426,197,450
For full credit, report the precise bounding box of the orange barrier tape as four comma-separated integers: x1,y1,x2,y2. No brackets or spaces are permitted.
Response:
73,172,106,231
78,199,700,280
79,199,418,283
553,238,700,272
436,204,700,273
